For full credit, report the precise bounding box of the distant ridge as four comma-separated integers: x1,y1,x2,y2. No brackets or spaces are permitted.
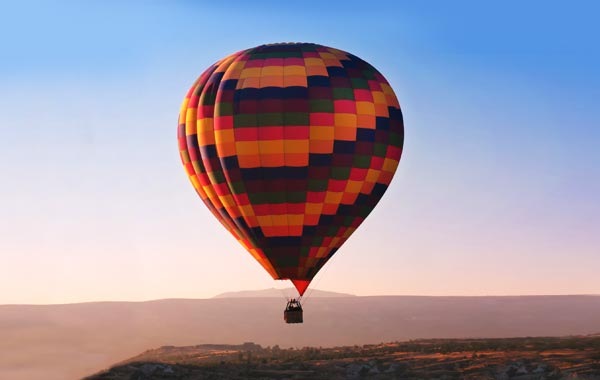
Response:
212,288,355,298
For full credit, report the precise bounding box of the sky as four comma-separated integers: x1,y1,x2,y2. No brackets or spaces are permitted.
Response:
0,1,599,304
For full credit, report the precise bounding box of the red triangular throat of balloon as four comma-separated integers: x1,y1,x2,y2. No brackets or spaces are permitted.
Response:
291,279,310,296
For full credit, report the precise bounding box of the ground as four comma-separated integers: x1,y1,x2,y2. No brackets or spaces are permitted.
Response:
86,335,600,380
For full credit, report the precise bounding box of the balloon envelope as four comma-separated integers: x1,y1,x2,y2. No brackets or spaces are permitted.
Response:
178,43,403,295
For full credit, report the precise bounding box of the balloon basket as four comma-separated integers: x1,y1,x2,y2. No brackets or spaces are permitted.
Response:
284,299,303,324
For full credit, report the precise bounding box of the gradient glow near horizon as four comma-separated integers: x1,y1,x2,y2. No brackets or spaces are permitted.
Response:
1,1,598,304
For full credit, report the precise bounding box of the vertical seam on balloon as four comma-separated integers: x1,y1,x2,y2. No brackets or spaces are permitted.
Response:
212,53,279,276
191,65,239,236
227,46,281,279
319,47,354,275
200,54,257,250
255,47,278,254
300,44,312,280
182,66,228,223
347,67,403,246
361,62,395,207
315,46,346,271
378,69,405,183
181,66,245,245
280,50,292,245
218,49,280,279
217,53,263,248
294,45,310,279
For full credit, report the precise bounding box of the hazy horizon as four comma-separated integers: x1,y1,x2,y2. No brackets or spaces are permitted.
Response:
2,288,600,306
1,1,599,304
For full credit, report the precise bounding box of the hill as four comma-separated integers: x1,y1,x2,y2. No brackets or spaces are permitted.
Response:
87,336,600,379
1,295,600,380
213,287,354,298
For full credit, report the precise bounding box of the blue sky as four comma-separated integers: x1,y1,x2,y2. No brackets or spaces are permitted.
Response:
1,1,598,304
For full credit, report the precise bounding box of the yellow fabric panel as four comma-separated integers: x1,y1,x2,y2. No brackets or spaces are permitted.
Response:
257,215,273,227
180,150,190,164
310,125,334,140
261,66,284,76
318,52,337,60
217,142,236,157
198,128,215,146
214,129,234,144
325,191,344,204
258,140,285,154
366,168,381,182
271,214,288,226
304,58,326,67
236,141,260,155
192,161,202,173
383,157,399,173
288,214,304,226
219,194,235,207
260,76,285,87
381,83,394,95
344,180,364,194
224,67,243,80
283,139,309,154
190,175,200,189
240,204,256,218
239,76,260,88
178,98,189,124
334,113,357,128
356,101,376,115
239,67,261,79
185,107,197,124
197,116,214,131
214,55,238,73
224,205,241,219
283,65,306,76
227,60,246,72
305,202,323,214
372,91,386,104
203,185,220,204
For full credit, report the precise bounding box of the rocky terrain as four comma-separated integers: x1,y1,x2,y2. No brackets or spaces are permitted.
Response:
86,335,600,380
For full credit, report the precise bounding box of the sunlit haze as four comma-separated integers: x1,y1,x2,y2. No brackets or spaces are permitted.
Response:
1,1,599,304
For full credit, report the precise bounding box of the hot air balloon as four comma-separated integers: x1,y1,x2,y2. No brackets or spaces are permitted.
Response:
177,43,403,323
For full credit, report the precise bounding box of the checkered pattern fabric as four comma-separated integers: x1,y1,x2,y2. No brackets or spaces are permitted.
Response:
178,43,403,295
